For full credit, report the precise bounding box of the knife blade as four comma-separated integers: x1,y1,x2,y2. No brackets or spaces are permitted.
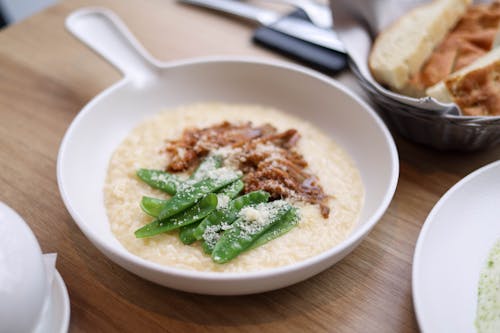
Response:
179,0,346,53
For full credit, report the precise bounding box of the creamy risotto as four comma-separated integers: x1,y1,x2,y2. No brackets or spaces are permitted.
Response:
104,103,364,272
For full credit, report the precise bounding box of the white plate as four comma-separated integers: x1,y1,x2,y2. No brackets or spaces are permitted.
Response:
0,202,70,332
35,270,71,333
413,160,500,333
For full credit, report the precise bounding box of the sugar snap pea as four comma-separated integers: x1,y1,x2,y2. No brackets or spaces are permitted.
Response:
157,170,241,220
201,240,213,254
178,180,244,245
194,190,270,241
139,156,228,218
211,201,293,264
200,219,237,255
204,206,298,255
140,196,167,217
179,222,201,245
217,179,244,200
248,207,299,250
135,193,218,238
136,169,179,195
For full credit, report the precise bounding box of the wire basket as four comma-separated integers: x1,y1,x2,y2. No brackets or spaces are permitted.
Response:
350,59,500,151
330,0,500,151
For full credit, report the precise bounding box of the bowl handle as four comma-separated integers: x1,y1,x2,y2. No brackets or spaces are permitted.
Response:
65,7,160,83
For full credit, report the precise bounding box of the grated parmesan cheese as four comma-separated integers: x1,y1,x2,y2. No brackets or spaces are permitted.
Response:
177,167,242,192
203,225,222,248
210,146,243,169
238,200,289,237
177,147,186,159
216,194,230,210
151,173,172,183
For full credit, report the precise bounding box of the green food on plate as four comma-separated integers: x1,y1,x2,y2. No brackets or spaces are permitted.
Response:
476,239,500,333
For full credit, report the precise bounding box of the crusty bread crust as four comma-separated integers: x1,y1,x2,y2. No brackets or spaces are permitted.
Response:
494,24,500,47
426,47,500,111
443,59,499,116
369,0,472,92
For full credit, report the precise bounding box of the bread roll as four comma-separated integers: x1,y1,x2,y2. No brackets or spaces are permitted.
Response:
369,0,472,92
426,47,500,115
494,25,500,48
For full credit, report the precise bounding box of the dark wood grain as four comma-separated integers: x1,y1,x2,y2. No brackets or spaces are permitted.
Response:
1,0,499,332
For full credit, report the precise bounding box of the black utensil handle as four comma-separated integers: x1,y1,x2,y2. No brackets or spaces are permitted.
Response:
252,10,347,74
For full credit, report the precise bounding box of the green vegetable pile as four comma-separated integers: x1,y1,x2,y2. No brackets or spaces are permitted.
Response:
134,155,299,263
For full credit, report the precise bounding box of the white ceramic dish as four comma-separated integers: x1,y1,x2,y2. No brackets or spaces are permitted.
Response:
36,270,71,333
57,7,399,295
0,202,70,333
413,160,500,333
0,202,48,332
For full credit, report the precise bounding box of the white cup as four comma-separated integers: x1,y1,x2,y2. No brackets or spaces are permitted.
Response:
0,202,49,333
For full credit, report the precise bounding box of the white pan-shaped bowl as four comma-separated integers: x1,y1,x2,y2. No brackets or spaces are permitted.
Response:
57,7,399,295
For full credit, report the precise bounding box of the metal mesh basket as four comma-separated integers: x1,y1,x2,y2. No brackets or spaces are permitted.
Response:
330,0,500,151
350,62,500,151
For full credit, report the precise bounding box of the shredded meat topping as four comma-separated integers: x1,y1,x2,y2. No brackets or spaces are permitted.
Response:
165,122,330,218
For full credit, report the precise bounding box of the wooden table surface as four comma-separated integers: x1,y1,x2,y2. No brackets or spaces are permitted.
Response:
1,0,499,332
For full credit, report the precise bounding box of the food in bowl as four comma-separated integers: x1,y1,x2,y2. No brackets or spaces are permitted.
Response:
476,238,500,333
104,103,364,272
369,0,500,116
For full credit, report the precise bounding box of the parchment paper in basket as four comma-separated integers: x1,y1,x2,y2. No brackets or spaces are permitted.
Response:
329,0,460,115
